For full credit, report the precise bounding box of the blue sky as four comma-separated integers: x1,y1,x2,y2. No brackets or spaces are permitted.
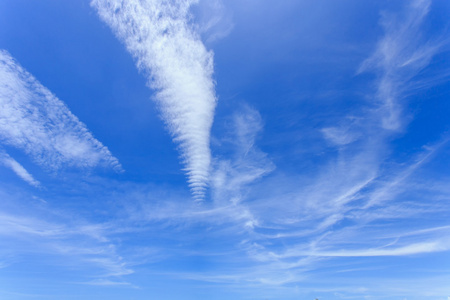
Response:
1,0,450,299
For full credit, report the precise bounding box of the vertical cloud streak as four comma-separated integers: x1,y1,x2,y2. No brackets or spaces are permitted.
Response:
92,0,217,199
359,0,438,131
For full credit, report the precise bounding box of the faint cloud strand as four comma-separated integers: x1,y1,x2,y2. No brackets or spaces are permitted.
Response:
0,50,122,172
358,0,440,131
0,210,133,278
306,240,450,257
211,106,275,208
195,0,234,43
0,149,40,187
92,0,217,199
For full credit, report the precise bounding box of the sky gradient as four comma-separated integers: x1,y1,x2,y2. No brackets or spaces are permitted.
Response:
1,0,450,299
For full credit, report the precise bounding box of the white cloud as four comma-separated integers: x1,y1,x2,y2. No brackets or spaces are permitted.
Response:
363,138,448,209
92,0,217,199
358,0,440,131
0,150,40,187
0,208,133,279
194,0,234,43
321,125,359,146
81,279,134,286
0,50,122,172
211,106,274,206
306,240,449,257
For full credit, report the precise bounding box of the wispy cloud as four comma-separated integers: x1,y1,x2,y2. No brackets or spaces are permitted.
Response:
211,106,275,207
80,279,135,287
194,0,234,43
303,240,450,257
92,0,217,199
0,208,133,279
0,149,40,187
358,0,440,131
362,137,449,209
321,125,359,146
0,50,122,172
164,14,450,283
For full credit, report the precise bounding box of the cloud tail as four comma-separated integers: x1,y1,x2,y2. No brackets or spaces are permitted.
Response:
92,0,217,199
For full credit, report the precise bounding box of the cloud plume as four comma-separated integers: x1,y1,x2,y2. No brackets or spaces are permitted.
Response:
92,0,217,199
0,50,122,171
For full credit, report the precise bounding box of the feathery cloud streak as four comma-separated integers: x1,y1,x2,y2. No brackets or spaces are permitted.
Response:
0,150,40,187
0,50,122,171
359,0,438,131
212,106,275,208
0,209,133,278
92,0,217,199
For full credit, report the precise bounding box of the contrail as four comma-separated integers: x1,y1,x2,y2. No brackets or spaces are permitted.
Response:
0,149,40,187
0,50,122,172
92,0,217,199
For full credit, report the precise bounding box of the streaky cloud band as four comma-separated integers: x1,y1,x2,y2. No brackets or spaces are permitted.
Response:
0,149,40,187
0,50,122,172
92,0,217,199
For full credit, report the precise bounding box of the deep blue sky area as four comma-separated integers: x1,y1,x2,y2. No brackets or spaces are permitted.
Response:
1,1,450,299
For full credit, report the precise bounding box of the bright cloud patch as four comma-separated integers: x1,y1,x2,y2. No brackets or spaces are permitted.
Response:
92,0,217,199
0,50,122,171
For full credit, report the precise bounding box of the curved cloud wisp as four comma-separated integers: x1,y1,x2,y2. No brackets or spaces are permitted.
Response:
92,0,217,199
358,0,438,131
